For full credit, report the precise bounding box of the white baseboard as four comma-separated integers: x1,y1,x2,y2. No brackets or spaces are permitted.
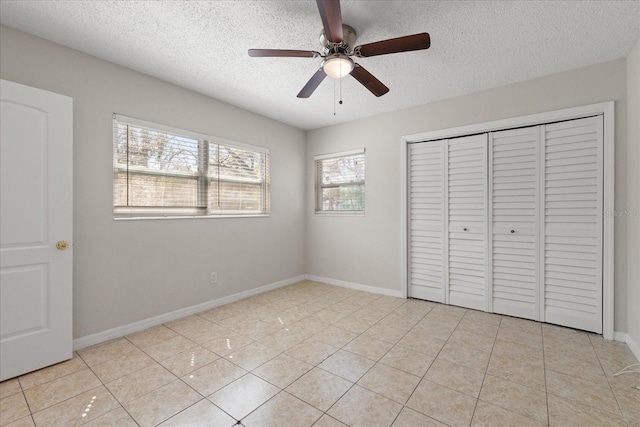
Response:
73,275,306,351
614,331,627,343
625,333,640,362
304,274,403,298
614,331,640,362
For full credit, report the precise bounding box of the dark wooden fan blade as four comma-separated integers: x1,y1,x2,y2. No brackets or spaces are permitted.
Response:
316,0,343,43
297,68,327,98
248,49,320,58
354,33,431,58
350,64,389,97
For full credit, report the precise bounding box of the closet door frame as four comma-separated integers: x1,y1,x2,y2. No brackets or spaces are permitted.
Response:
401,101,614,339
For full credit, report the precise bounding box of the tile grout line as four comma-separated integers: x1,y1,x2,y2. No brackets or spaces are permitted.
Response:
388,303,442,424
18,354,103,422
166,285,374,426
307,298,428,423
587,332,628,421
273,295,436,425
12,374,36,424
541,324,550,426
544,331,632,422
384,301,440,426
451,309,492,427
387,303,474,425
223,286,377,426
155,323,242,426
74,350,140,426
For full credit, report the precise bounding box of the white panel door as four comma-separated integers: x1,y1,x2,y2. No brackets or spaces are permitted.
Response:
543,116,603,333
0,80,73,380
489,126,540,320
408,141,446,302
447,134,487,310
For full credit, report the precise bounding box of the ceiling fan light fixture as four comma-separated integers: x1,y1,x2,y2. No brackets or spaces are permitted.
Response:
322,54,354,78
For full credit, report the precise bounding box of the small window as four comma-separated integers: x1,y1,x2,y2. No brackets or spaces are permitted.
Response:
113,114,269,218
315,149,365,214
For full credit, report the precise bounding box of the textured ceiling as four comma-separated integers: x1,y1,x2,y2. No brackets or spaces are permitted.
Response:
1,1,639,130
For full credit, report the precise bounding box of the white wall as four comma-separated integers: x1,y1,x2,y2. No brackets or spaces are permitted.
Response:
0,25,307,339
306,59,630,332
627,38,640,354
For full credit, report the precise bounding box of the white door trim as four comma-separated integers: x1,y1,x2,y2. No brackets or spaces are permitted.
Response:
400,101,615,339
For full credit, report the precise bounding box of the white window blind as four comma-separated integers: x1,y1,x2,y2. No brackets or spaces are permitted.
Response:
314,149,365,213
113,115,269,218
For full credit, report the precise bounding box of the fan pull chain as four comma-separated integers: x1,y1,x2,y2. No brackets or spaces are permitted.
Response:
332,61,344,116
333,78,336,116
339,58,344,106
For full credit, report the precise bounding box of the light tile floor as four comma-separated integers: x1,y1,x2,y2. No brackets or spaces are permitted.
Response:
1,280,639,426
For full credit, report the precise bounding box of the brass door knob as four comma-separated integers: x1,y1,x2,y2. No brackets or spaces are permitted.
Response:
56,241,69,250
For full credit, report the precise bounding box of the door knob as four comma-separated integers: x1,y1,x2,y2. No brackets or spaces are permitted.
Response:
510,230,515,234
56,241,69,250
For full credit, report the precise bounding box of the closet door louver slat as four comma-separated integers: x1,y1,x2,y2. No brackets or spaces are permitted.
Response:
543,116,603,333
448,134,487,310
409,141,446,302
490,127,540,320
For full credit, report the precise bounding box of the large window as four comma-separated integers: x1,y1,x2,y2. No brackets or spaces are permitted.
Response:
113,115,269,218
315,149,365,213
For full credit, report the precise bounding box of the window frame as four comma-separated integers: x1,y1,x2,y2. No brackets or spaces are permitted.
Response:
314,148,366,215
113,114,270,219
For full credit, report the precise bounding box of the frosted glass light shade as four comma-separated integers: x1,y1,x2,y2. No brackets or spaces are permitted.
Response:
323,54,354,78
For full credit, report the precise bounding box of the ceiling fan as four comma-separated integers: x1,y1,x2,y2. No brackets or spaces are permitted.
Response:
248,0,431,98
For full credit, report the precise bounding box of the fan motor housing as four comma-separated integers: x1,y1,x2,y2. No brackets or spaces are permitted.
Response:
320,24,357,54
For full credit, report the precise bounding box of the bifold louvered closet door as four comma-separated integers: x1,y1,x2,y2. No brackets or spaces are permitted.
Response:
489,126,540,320
408,141,446,302
408,134,487,310
447,134,488,311
409,115,604,333
543,116,603,333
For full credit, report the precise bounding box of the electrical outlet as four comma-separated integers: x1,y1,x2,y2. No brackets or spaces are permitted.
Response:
210,272,217,285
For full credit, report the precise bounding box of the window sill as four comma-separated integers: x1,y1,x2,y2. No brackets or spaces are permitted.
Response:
114,214,270,221
314,211,365,217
